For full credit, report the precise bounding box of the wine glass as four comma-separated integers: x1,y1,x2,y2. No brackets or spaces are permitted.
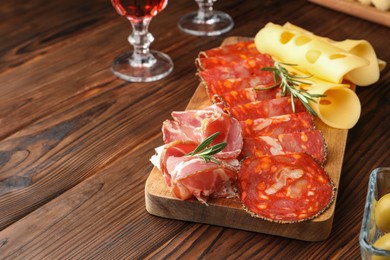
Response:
111,0,173,82
178,0,234,36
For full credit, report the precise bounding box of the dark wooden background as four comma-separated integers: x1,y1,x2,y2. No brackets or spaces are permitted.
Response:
0,0,389,258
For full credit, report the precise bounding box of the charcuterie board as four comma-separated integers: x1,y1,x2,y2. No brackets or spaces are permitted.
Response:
145,37,348,241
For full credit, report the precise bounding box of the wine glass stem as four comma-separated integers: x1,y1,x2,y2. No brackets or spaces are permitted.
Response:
128,18,156,67
196,0,215,21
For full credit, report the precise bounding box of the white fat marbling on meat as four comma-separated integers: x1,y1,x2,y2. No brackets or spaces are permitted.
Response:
252,118,272,131
150,145,165,170
259,136,283,155
265,168,304,195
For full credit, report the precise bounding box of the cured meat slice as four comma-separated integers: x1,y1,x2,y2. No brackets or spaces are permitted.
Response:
228,97,306,121
198,55,274,82
242,130,327,164
159,140,238,203
238,153,335,223
212,87,282,107
196,53,273,71
159,140,198,186
170,103,224,127
203,77,275,101
199,40,258,58
240,112,314,137
167,156,237,203
162,104,243,159
162,120,202,144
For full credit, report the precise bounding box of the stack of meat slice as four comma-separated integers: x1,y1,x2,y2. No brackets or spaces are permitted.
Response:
156,104,244,204
197,40,335,223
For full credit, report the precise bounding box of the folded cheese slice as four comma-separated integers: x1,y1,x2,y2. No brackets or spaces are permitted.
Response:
255,22,382,86
287,66,361,129
283,22,384,86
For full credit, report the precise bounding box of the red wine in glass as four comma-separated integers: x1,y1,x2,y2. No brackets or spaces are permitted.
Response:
111,0,167,20
110,0,173,82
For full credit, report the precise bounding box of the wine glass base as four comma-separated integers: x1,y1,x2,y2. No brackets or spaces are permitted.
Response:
111,50,173,82
178,11,234,36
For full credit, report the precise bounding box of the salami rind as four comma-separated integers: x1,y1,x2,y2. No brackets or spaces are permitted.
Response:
228,97,306,121
238,153,335,223
240,112,314,137
242,130,327,164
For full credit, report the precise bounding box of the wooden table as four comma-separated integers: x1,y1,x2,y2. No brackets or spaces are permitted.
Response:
0,0,389,258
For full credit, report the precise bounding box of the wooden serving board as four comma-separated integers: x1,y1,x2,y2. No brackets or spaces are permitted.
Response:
309,0,390,27
145,37,348,242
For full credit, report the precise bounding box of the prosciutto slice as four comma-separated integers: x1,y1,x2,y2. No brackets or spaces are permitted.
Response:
162,104,243,159
159,140,238,203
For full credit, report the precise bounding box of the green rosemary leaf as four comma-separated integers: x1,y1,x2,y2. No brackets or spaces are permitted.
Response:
196,142,227,157
187,131,220,156
186,132,227,164
260,61,326,116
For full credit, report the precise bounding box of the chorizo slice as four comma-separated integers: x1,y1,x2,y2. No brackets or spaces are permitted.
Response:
202,77,275,101
242,130,327,164
196,53,274,71
238,154,335,223
199,40,258,58
240,112,314,138
198,56,274,82
212,87,282,108
228,97,306,121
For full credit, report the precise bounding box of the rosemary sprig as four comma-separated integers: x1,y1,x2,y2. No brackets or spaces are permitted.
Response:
186,132,227,164
257,61,326,116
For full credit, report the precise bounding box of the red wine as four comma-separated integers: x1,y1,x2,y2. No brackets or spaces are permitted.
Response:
111,0,167,19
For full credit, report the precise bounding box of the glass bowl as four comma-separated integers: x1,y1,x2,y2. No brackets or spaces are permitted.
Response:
360,167,390,259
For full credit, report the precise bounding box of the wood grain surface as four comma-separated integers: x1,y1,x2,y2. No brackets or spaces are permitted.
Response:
309,0,390,27
145,36,348,241
0,0,389,258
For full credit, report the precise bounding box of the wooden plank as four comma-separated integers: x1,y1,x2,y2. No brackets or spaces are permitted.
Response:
308,0,390,27
145,36,348,241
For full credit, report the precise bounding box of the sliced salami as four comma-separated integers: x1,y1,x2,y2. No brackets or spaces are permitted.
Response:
198,56,274,82
241,130,327,164
240,112,314,137
202,77,275,101
228,97,306,121
199,40,258,58
238,153,335,223
212,87,282,108
196,53,273,71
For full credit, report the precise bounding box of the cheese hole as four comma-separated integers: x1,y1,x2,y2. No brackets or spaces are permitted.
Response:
319,99,332,105
306,50,321,64
280,31,295,44
329,53,347,60
294,36,311,46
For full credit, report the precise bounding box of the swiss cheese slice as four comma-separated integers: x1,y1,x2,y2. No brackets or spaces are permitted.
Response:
255,22,382,85
283,22,383,86
287,66,361,129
